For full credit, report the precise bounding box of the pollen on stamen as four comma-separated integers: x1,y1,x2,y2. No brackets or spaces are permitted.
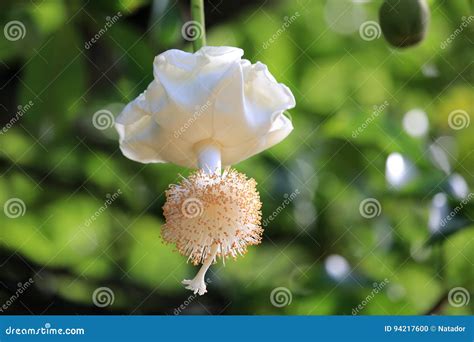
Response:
161,168,263,266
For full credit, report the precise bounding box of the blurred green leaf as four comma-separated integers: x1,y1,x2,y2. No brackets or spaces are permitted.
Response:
19,25,86,131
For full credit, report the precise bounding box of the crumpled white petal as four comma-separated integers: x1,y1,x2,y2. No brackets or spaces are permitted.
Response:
115,46,295,168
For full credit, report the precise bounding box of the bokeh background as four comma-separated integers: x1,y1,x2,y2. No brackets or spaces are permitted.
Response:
0,0,473,315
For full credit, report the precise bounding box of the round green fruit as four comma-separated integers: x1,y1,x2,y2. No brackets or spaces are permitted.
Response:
379,0,430,48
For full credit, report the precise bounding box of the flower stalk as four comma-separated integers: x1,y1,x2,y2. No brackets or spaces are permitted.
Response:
191,0,206,52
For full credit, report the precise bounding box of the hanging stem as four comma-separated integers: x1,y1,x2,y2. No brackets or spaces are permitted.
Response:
191,0,206,51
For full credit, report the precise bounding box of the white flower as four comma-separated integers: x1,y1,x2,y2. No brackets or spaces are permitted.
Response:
115,46,296,295
115,46,295,169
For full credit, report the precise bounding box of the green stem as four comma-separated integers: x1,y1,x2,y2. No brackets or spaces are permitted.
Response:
191,0,206,51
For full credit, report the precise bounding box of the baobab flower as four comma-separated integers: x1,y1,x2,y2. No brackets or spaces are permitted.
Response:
115,46,295,295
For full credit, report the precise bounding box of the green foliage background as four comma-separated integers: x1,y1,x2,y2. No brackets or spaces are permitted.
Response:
0,0,472,315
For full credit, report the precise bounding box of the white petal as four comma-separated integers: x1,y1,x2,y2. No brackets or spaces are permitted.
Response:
220,114,293,166
152,47,243,110
116,46,296,167
241,61,296,116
